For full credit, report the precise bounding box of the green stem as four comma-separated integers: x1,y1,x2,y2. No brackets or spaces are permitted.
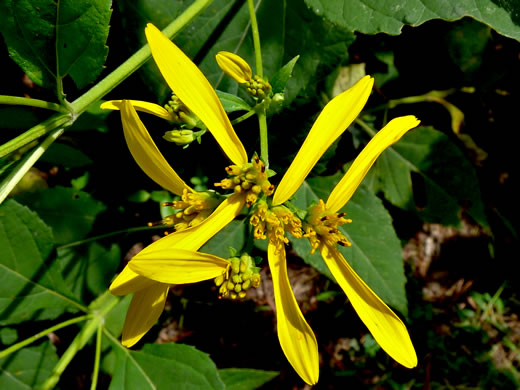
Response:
0,95,68,114
0,315,91,359
355,118,377,137
70,0,213,116
0,127,66,204
247,0,263,78
90,325,103,390
257,108,269,166
230,109,256,125
41,292,119,390
247,0,268,164
0,113,71,159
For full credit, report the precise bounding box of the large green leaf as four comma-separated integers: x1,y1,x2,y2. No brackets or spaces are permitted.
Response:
0,0,112,89
218,368,279,390
57,242,121,300
109,343,225,390
304,0,520,42
15,186,107,245
0,342,58,389
290,175,408,315
0,200,82,325
365,126,487,227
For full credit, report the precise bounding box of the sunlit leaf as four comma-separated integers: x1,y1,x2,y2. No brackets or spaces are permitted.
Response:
0,342,58,389
0,200,82,325
0,0,112,89
304,0,520,42
218,368,279,390
109,343,226,390
15,186,107,245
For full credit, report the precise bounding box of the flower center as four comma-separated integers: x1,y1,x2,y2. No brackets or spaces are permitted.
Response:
214,254,261,299
154,189,222,231
304,199,352,254
245,75,272,99
250,200,303,249
215,155,274,207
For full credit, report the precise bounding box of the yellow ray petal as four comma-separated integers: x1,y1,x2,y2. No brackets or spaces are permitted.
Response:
100,100,173,121
273,76,374,206
145,24,247,166
326,115,420,213
216,51,252,84
109,265,156,296
133,193,246,258
319,243,417,368
129,249,229,284
267,243,319,385
120,100,192,196
121,283,169,348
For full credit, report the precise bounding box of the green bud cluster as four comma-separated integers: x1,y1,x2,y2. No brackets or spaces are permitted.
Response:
214,253,261,300
164,94,198,129
245,75,272,99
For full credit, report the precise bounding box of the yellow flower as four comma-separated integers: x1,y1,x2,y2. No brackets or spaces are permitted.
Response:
103,23,250,347
271,86,421,370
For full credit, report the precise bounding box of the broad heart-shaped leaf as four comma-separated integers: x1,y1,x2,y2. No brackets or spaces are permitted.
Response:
108,343,225,390
218,368,279,390
0,341,58,389
15,186,107,245
0,200,83,326
304,0,520,42
0,0,112,89
200,219,247,259
364,126,487,228
289,176,408,316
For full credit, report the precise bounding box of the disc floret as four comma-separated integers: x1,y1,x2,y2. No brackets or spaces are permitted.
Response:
156,189,222,231
304,199,352,254
214,253,261,299
215,155,274,207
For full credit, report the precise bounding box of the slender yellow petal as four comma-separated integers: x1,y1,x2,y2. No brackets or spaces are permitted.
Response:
133,193,246,258
121,283,169,347
145,23,247,166
109,265,155,296
100,100,173,121
267,243,319,385
129,249,229,284
273,76,374,206
326,115,420,213
216,51,252,84
319,243,417,368
120,100,192,196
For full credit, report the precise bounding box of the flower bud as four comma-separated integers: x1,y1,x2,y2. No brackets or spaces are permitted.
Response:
216,51,252,84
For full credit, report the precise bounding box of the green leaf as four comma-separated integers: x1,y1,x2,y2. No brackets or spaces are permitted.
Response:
40,143,93,168
0,0,112,89
366,127,487,228
109,343,225,390
216,90,252,113
200,220,246,259
270,55,300,94
56,242,120,300
0,200,82,326
15,186,107,245
0,342,59,389
304,0,520,42
218,368,279,390
290,176,408,315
